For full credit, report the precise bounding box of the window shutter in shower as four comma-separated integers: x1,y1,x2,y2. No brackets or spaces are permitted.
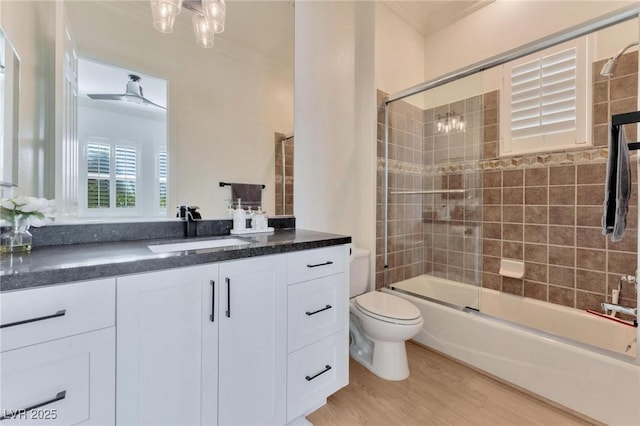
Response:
500,37,589,156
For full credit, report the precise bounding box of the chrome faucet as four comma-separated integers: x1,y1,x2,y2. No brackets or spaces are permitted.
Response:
601,302,637,318
601,273,638,320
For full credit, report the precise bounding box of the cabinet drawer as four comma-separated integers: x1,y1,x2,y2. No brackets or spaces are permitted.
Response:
1,279,115,352
0,327,115,425
288,274,346,353
287,246,345,284
287,332,348,422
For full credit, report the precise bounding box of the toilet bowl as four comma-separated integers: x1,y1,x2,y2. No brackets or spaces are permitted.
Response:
349,247,423,381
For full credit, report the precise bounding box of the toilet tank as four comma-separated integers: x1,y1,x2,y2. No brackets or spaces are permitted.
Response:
349,246,370,298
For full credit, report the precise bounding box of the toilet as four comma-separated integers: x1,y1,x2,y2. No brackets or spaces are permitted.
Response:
349,247,423,381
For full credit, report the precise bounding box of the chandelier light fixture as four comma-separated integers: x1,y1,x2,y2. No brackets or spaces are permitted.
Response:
435,111,465,134
150,0,226,48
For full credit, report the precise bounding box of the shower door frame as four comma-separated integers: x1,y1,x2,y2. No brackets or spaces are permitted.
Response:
381,4,640,363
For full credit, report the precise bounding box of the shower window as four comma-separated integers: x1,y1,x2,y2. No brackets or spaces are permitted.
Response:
500,37,590,156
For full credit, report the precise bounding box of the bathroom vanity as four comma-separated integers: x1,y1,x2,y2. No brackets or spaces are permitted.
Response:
0,228,351,425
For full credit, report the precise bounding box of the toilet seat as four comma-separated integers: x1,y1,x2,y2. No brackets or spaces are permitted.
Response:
354,292,422,325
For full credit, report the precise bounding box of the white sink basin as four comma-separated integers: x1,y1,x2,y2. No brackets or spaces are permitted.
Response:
148,238,251,253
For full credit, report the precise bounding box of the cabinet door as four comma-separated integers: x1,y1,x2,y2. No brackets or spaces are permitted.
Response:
116,265,219,426
0,327,115,426
218,255,287,426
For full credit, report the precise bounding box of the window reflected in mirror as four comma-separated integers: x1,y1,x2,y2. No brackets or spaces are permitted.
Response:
78,58,167,219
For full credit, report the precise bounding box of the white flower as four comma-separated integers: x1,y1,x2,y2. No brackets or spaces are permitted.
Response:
0,196,55,228
0,199,14,210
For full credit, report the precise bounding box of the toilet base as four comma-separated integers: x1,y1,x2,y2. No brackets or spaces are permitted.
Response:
350,338,410,381
349,315,410,381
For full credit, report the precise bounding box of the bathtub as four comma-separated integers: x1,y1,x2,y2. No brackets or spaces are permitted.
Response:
384,275,640,425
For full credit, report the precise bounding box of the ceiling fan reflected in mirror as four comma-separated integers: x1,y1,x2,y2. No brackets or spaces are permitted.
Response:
87,74,166,110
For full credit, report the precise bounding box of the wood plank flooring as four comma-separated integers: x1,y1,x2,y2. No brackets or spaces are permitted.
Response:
308,342,594,426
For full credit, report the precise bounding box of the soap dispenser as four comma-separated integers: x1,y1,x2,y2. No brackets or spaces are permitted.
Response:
252,206,267,230
232,198,247,232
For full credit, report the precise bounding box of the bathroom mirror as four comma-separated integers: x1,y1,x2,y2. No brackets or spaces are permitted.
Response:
0,27,20,188
4,0,293,220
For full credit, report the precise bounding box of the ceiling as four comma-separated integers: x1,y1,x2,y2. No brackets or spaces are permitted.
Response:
381,0,494,37
76,0,490,106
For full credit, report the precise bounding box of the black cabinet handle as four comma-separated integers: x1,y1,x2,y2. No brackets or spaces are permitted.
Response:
306,261,333,268
225,278,231,318
306,305,332,316
209,280,215,322
305,365,332,381
0,310,66,329
0,390,66,421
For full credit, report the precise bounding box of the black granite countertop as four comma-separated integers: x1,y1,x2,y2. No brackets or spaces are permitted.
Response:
0,229,351,292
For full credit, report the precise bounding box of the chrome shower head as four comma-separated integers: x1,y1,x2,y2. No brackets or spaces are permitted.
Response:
600,41,639,77
600,57,619,77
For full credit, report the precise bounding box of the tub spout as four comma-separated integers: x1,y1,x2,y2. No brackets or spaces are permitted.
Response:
602,302,637,318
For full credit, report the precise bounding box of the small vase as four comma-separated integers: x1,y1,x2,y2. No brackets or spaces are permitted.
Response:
0,216,33,254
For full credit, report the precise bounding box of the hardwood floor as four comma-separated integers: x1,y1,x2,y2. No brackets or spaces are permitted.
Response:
308,342,594,426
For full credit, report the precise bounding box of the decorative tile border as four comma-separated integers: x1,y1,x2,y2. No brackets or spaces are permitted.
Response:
378,146,625,176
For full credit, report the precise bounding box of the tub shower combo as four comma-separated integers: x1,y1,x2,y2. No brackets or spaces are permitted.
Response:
378,5,640,425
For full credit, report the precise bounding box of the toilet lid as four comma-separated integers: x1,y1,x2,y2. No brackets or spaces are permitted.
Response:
355,292,421,322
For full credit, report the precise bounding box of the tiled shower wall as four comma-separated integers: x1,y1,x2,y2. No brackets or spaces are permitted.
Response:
376,51,639,312
275,133,294,216
422,97,484,285
375,92,424,288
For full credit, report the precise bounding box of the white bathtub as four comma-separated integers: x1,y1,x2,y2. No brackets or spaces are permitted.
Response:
384,275,640,425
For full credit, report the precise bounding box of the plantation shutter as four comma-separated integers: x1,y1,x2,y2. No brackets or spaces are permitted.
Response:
115,146,137,208
500,37,588,156
510,47,577,139
158,151,167,209
87,143,110,208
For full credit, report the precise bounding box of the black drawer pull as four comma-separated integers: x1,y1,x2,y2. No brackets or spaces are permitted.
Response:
0,310,67,329
305,365,332,381
225,278,231,318
0,390,66,421
306,305,332,316
210,280,215,322
306,261,333,268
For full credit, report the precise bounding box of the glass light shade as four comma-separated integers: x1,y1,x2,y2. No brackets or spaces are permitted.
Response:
193,13,215,48
150,0,182,33
202,0,226,33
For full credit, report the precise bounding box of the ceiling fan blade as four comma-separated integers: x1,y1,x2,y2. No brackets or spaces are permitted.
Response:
141,97,166,110
87,93,125,101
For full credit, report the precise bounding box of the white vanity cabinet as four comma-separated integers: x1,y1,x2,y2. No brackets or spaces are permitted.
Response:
285,246,349,422
116,254,288,426
0,278,116,425
218,255,287,426
116,264,219,426
1,241,349,426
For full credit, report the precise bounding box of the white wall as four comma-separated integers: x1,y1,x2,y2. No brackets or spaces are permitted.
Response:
375,3,426,107
295,1,377,277
424,0,637,80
